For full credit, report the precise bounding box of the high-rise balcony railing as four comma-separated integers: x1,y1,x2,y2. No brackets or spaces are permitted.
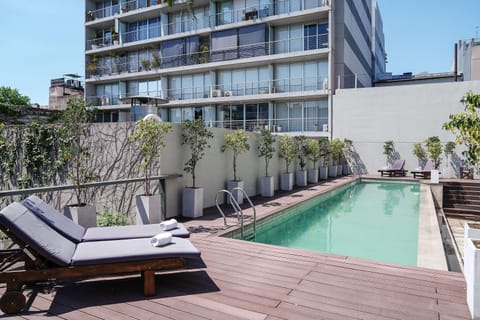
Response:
204,117,328,133
87,34,328,77
86,75,327,108
86,0,329,27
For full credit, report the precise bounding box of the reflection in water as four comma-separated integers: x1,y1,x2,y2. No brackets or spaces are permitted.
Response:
250,181,420,266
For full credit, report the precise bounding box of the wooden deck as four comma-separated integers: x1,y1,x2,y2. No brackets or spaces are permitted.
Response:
0,235,470,319
0,176,471,319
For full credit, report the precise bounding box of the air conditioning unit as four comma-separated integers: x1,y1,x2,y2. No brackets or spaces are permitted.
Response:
322,124,328,132
211,89,222,97
224,90,233,97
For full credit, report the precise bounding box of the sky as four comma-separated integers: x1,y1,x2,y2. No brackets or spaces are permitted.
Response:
0,1,479,106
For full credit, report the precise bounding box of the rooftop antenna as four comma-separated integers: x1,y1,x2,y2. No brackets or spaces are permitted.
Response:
476,26,479,40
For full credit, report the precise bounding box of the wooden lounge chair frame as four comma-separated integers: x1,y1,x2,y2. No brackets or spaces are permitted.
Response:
377,160,407,177
0,223,185,314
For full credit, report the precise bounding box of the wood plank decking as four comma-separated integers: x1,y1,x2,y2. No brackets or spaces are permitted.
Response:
0,235,470,319
0,176,471,319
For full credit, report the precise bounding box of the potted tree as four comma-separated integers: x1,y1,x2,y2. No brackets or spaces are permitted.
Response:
412,142,426,169
129,118,173,224
87,55,99,77
306,138,321,184
141,59,151,71
257,128,276,197
294,135,308,186
329,138,344,177
60,98,99,228
425,136,442,169
318,137,330,180
221,130,250,204
444,141,456,178
151,52,161,69
278,135,295,191
181,119,213,218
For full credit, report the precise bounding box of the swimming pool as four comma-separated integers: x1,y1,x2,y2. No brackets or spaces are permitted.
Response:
237,180,421,266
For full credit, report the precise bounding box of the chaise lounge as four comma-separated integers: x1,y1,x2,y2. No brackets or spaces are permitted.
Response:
411,159,434,179
22,195,190,242
377,159,407,177
0,202,201,314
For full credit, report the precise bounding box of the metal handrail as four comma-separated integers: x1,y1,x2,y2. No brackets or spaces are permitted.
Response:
215,189,245,236
231,187,256,237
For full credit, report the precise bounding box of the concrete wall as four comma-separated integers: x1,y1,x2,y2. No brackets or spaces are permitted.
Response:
332,80,480,176
161,125,287,211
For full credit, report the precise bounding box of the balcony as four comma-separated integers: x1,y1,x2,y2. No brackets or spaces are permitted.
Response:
86,0,329,28
86,34,329,79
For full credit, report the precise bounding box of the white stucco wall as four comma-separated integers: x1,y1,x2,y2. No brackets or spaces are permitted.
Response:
332,80,480,176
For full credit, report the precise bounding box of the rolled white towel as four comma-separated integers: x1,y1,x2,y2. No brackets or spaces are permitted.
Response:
150,232,172,247
160,218,178,231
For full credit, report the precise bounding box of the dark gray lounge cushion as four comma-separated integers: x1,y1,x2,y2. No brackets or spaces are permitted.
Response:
23,195,86,243
83,223,190,241
71,237,201,266
23,195,190,242
0,202,76,266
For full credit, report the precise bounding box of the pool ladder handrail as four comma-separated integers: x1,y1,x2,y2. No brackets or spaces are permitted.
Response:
231,187,256,237
214,188,256,239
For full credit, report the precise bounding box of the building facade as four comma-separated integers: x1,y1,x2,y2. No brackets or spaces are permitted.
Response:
84,0,385,135
49,77,84,110
457,38,480,81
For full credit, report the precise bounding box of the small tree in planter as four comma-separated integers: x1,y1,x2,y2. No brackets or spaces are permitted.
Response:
329,138,344,177
383,140,395,166
294,135,308,186
257,128,276,197
130,118,173,223
181,119,213,218
221,130,250,204
278,135,296,191
306,139,321,183
425,136,442,169
412,142,426,168
60,97,99,227
318,137,330,180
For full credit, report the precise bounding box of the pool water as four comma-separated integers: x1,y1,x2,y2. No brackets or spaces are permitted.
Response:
247,181,420,266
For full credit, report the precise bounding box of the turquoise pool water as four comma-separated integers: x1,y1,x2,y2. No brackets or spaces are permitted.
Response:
245,180,420,266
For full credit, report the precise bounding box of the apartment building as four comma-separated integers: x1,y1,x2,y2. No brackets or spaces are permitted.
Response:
84,0,385,135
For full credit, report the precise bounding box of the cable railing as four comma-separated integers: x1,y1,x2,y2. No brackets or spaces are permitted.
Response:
87,34,328,77
86,0,329,25
166,75,327,101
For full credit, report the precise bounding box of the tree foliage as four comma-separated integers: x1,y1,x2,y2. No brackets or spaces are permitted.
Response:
294,135,308,171
60,97,98,204
383,140,395,164
221,130,250,181
257,128,276,176
318,137,330,166
330,138,344,164
443,91,480,170
0,86,30,107
412,143,426,166
181,119,213,188
425,136,442,169
278,135,295,173
306,139,321,169
130,118,173,195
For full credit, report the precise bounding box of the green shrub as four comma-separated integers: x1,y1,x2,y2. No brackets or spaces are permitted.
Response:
97,208,128,227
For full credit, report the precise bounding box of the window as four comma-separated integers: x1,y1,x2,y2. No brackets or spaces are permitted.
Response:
304,23,329,50
238,24,266,58
149,18,161,39
217,1,233,25
211,28,238,62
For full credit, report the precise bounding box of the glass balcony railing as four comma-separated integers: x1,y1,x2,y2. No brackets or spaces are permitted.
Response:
205,117,328,133
86,0,329,27
86,75,327,109
87,34,328,77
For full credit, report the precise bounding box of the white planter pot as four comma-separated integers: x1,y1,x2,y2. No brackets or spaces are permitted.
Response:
227,180,244,205
336,165,343,176
308,169,319,184
182,187,203,218
261,176,274,197
64,203,96,228
135,194,162,224
319,166,328,180
328,165,337,177
464,237,480,318
296,170,307,187
280,173,293,191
